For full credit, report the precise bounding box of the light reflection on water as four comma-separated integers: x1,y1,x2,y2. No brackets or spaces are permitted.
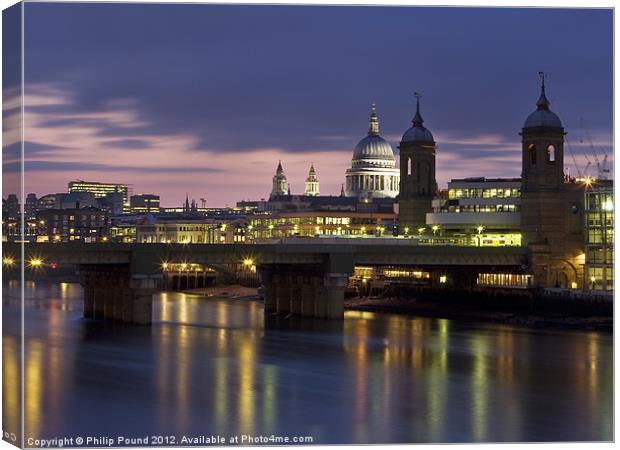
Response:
2,280,613,444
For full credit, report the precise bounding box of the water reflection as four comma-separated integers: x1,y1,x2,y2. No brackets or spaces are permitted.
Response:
3,281,613,445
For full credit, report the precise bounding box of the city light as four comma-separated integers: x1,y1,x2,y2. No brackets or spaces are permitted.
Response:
28,257,43,268
3,257,15,267
243,258,254,267
418,227,425,235
476,225,485,234
161,262,169,270
439,275,447,284
432,225,440,235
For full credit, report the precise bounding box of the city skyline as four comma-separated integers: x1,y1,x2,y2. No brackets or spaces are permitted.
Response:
3,4,613,207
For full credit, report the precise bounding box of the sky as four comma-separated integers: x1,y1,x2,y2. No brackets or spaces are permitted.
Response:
3,3,614,207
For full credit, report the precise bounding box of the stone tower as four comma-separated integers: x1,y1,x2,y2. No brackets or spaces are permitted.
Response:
398,93,437,228
304,164,320,196
520,73,586,288
520,74,566,248
271,161,289,198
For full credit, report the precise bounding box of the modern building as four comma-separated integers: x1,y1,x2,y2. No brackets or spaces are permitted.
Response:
344,104,400,200
398,94,438,228
37,193,67,210
270,161,289,198
304,164,320,196
68,180,129,212
584,181,613,290
25,193,38,220
38,207,110,243
426,178,522,246
4,194,19,221
130,194,161,214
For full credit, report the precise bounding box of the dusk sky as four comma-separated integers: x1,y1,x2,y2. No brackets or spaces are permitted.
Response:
3,3,613,207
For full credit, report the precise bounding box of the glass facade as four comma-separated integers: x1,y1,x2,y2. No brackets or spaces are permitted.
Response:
585,185,613,291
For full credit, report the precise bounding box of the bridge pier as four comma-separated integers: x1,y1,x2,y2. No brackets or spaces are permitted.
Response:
93,287,105,319
324,273,347,319
83,285,95,318
290,275,302,316
300,279,315,317
80,270,161,325
275,274,291,315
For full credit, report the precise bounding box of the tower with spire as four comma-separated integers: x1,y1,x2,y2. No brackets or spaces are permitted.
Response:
520,73,586,288
304,164,320,196
271,161,289,198
398,92,437,229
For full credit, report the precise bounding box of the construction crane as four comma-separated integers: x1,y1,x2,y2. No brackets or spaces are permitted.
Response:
564,135,585,179
580,117,610,180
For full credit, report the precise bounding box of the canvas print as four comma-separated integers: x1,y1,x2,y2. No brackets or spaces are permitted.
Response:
2,2,614,447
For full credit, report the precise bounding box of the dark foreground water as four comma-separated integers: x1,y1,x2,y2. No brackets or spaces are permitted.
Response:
3,280,613,445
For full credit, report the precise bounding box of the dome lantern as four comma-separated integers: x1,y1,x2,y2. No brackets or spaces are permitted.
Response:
523,72,563,130
401,92,434,143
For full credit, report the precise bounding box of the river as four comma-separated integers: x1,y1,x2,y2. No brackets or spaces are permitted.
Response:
2,280,613,445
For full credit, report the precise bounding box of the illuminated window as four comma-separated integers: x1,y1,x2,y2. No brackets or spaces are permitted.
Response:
546,145,556,163
529,144,536,165
407,157,412,176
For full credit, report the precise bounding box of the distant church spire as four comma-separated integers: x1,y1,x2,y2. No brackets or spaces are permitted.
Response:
340,183,345,197
536,71,550,111
368,103,380,136
412,92,424,127
270,161,289,198
304,163,320,196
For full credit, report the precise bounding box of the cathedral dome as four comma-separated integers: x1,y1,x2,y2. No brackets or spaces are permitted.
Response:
401,94,434,143
523,75,563,129
353,135,395,162
344,104,400,200
351,104,395,167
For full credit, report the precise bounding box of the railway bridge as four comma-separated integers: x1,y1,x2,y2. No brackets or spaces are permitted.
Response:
3,241,528,324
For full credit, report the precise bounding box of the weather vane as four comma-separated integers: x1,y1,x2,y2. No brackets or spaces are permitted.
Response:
538,71,546,88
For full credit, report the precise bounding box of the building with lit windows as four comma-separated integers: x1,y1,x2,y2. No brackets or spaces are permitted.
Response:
68,180,129,213
135,216,248,244
585,181,613,290
37,207,110,243
425,177,522,246
247,209,396,241
130,194,161,214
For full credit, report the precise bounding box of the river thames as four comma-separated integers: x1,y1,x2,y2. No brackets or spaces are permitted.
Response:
3,280,613,445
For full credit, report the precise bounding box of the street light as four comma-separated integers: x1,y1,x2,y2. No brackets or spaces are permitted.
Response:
28,257,43,268
243,258,254,268
3,257,15,267
431,225,439,236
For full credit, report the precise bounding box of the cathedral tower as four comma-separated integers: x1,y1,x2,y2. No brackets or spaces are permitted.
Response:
398,93,437,228
304,164,320,196
271,161,289,198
